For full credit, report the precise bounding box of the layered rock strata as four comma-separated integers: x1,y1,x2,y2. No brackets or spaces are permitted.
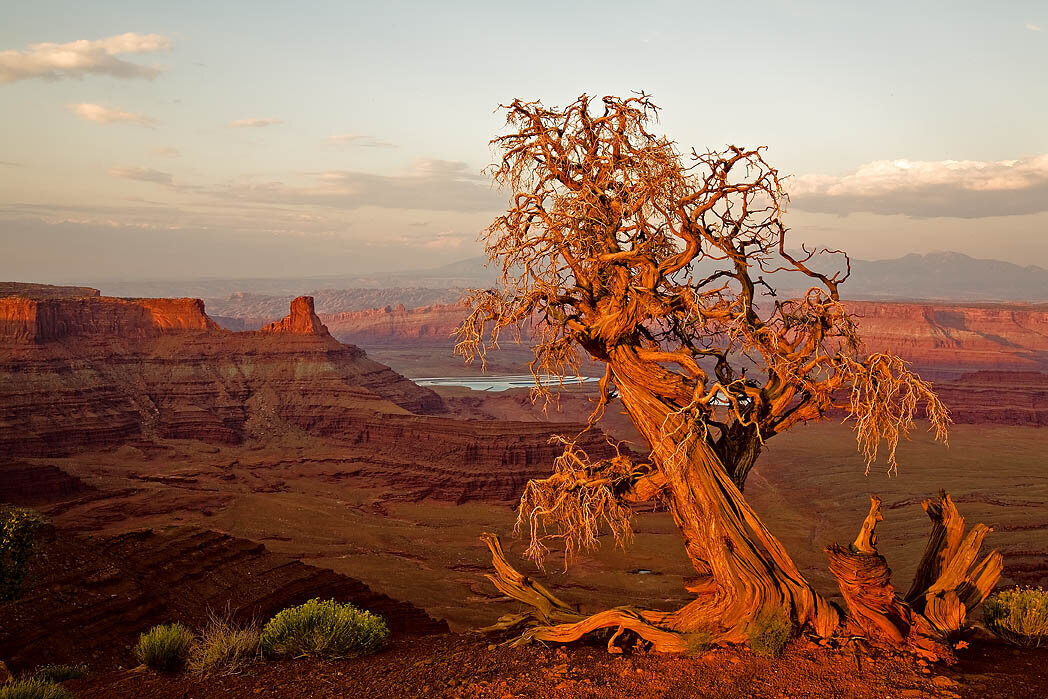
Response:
0,293,443,457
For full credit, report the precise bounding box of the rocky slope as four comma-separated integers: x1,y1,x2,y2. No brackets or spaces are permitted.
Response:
932,371,1048,426
0,527,446,672
0,292,444,456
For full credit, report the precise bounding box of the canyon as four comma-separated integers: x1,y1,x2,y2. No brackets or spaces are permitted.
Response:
0,283,620,670
1,281,1046,677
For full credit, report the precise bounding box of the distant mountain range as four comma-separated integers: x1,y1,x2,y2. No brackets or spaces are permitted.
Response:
80,251,1048,303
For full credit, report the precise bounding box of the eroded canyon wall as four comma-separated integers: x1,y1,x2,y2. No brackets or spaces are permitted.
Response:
0,287,615,500
0,291,443,456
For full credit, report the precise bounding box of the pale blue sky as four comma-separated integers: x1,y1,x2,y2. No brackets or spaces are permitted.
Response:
1,0,1045,282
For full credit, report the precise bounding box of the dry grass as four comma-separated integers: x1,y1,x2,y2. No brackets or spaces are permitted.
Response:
748,608,792,657
187,612,261,675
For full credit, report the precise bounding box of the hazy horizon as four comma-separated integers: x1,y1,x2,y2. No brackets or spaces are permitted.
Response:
2,1,1046,280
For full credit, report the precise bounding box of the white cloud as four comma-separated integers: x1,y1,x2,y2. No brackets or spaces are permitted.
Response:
1027,23,1042,32
326,133,398,148
153,146,180,157
0,33,170,84
790,154,1048,218
108,166,174,185
230,117,283,128
68,103,155,126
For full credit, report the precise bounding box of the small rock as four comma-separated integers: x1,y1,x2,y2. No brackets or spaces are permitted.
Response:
488,644,497,651
932,676,958,688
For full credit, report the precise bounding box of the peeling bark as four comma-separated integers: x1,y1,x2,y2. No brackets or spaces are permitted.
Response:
825,493,1002,661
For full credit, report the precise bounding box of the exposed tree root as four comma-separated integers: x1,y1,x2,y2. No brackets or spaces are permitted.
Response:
481,491,1002,662
479,533,686,653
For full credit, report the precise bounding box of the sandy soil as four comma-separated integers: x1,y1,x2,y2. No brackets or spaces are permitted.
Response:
64,634,1048,699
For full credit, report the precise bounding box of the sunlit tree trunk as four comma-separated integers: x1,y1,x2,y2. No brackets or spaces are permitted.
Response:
609,350,839,639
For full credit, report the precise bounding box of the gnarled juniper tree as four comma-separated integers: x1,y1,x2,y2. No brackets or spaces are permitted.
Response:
457,94,1001,660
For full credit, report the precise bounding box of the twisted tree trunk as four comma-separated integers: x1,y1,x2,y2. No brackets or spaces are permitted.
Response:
608,354,839,641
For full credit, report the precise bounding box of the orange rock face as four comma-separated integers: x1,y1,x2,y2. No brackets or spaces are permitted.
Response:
845,301,1048,378
0,296,220,342
0,293,443,456
259,296,331,335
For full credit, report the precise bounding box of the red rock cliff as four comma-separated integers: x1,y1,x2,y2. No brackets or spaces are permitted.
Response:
0,294,445,455
845,300,1048,378
0,296,220,343
260,296,330,335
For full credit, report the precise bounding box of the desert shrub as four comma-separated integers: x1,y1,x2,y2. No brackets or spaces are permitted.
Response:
682,630,714,657
0,507,46,601
188,613,260,675
983,587,1048,648
31,664,87,683
748,608,791,657
0,678,73,699
135,623,194,671
260,599,390,659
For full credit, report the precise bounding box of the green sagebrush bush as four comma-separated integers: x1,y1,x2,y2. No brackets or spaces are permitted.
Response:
260,599,390,659
135,623,194,671
748,608,792,657
0,507,46,601
983,587,1048,647
0,678,73,699
187,613,260,675
30,665,87,684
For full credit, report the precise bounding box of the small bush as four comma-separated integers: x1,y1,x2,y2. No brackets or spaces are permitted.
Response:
748,608,791,657
31,665,87,683
984,587,1048,648
188,613,260,675
135,623,194,671
683,630,714,657
0,678,73,699
0,507,46,601
260,599,390,659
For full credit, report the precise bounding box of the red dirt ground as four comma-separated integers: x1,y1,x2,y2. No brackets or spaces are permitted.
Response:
63,633,1048,699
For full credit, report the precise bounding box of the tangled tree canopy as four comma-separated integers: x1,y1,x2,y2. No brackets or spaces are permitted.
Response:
457,94,1000,661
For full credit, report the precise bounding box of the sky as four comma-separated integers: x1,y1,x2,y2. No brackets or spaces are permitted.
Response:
0,0,1046,283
